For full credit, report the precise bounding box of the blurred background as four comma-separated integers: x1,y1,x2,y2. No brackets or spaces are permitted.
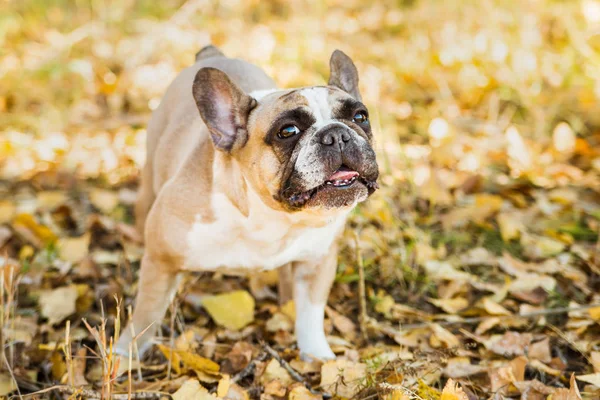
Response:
2,0,600,184
3,0,600,397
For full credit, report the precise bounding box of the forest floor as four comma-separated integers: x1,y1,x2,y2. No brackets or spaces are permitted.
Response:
2,0,600,398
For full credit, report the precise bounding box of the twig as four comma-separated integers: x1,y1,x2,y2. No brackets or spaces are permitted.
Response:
353,233,369,342
230,351,267,384
261,343,330,398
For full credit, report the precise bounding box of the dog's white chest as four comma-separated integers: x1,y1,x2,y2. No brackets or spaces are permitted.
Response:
183,193,346,271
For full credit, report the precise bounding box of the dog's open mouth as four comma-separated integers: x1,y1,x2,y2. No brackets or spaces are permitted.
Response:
288,166,379,207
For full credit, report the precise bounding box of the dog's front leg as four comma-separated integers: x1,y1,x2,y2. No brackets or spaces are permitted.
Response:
293,245,338,360
117,254,182,357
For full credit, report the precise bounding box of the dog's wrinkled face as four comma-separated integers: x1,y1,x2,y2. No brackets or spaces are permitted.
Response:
252,87,379,210
193,50,379,213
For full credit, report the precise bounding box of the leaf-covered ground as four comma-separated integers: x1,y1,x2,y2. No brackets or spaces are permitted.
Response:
2,0,600,399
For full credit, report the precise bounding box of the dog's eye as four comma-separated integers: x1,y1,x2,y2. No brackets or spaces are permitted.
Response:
278,125,300,139
353,111,368,124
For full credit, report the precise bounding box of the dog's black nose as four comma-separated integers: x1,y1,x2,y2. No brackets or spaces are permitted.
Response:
320,126,351,147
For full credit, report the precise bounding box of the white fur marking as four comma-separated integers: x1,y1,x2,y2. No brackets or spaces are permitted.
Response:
294,279,335,359
183,180,347,271
249,89,279,100
300,87,332,128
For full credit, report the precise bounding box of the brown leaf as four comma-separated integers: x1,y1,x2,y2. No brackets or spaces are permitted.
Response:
488,356,527,396
488,332,533,357
223,342,255,374
443,357,487,378
528,338,551,363
325,306,357,339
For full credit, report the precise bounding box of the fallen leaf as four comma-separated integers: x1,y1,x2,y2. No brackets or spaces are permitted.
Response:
202,290,255,330
325,306,357,339
172,379,216,400
429,297,469,314
260,359,293,386
591,351,600,373
443,357,487,378
12,213,57,247
217,374,230,397
430,324,459,348
576,372,600,388
39,285,79,324
37,190,67,209
57,233,90,263
289,384,323,399
488,332,532,357
0,201,16,224
440,378,469,400
0,373,16,396
266,312,293,332
264,379,287,397
481,297,511,316
488,356,527,396
89,189,119,213
223,342,254,373
528,338,551,363
497,212,525,241
521,234,566,259
320,359,367,398
157,344,220,377
0,226,11,248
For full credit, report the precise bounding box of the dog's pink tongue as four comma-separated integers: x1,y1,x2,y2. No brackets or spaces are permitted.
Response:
327,169,359,181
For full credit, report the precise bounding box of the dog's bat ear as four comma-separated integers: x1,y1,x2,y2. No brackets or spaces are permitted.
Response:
328,50,362,102
193,67,257,152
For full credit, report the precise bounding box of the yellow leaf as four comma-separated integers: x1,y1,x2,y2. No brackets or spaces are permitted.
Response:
217,374,230,398
0,201,16,224
57,233,90,263
374,290,395,318
474,193,503,212
440,378,469,400
281,300,296,321
0,373,17,396
497,212,524,241
202,290,255,330
521,234,566,259
588,307,600,321
37,191,67,209
157,344,219,376
416,379,441,400
481,297,511,316
12,213,57,246
89,189,119,213
429,297,468,314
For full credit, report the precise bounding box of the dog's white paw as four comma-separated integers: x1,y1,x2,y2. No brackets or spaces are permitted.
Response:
297,333,336,361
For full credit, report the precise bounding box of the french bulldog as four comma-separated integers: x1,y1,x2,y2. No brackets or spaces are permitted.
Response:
116,45,379,361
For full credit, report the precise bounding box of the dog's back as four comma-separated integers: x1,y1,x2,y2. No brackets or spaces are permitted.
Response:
135,46,277,235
